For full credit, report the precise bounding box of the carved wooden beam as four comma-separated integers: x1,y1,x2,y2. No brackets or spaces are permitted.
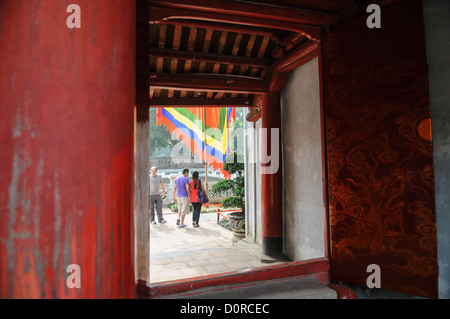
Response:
150,6,322,41
150,73,269,94
272,41,319,73
149,47,273,67
271,32,309,59
149,97,251,107
149,0,340,25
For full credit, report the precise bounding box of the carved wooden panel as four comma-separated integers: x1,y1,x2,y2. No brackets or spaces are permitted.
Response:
322,0,438,298
246,95,263,122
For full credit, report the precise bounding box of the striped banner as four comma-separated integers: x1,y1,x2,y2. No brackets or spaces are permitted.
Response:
156,107,236,178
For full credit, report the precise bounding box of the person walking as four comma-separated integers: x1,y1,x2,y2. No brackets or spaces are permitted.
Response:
149,166,167,224
189,171,203,228
172,168,191,228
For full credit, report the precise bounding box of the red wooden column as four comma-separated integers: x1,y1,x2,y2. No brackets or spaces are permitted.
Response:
0,1,136,298
261,92,284,258
135,0,150,290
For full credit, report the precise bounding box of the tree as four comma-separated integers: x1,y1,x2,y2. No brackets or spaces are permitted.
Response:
149,108,179,157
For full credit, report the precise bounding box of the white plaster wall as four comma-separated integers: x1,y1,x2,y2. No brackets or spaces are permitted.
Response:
281,57,325,261
244,114,262,245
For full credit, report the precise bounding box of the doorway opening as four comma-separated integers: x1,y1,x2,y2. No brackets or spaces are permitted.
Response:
148,106,285,284
140,0,333,297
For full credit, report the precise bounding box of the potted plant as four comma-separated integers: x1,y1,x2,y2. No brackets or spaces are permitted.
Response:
212,161,245,242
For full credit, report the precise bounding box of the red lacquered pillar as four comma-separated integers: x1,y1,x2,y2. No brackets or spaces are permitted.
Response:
0,0,136,298
261,92,284,258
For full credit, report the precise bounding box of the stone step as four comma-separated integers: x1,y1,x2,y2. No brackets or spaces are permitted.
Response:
166,276,338,299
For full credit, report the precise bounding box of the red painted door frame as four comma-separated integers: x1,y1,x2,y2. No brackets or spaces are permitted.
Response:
0,0,333,299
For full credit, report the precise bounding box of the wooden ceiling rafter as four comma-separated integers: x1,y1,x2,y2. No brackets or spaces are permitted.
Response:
157,19,283,44
148,0,350,110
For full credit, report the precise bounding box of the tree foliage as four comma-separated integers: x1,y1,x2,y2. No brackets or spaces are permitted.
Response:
211,115,245,212
149,108,179,157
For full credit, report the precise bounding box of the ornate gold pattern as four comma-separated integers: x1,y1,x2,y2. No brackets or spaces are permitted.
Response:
322,0,438,298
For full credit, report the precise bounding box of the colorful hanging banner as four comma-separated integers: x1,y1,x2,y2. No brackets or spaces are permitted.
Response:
156,107,235,178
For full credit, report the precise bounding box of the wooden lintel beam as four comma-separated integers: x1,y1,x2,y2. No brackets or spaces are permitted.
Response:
251,0,346,13
150,73,269,94
158,19,278,39
149,97,251,107
149,47,273,67
149,6,322,41
149,0,340,26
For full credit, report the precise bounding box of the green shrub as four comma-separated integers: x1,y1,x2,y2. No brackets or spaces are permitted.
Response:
211,162,245,212
217,218,232,231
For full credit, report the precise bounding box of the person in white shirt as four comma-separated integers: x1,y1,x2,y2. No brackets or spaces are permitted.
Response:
149,166,167,224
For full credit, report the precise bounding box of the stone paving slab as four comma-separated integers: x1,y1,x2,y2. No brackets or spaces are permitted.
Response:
150,208,283,283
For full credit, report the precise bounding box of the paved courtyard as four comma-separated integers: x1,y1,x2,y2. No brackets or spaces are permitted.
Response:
149,208,284,284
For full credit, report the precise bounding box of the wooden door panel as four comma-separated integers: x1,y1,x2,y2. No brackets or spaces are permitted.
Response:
322,0,438,298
